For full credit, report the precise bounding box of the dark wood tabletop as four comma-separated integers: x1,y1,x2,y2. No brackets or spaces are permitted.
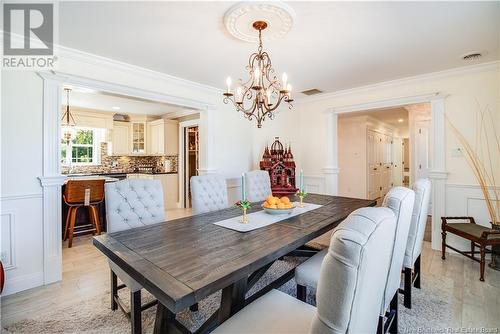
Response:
93,194,375,333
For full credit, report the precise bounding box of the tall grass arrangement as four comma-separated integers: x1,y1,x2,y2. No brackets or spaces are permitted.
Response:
447,102,499,225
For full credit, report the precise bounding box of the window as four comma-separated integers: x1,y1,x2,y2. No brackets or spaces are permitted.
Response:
61,127,101,165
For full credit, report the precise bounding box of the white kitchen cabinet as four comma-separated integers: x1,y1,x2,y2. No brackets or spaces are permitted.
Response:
153,173,179,209
126,173,179,209
131,122,147,154
164,120,179,156
110,121,131,156
110,118,178,156
147,119,179,156
147,119,165,155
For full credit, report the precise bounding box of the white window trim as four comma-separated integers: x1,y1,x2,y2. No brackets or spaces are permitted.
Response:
61,127,102,166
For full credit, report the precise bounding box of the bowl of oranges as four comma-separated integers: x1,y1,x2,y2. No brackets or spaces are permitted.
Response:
262,195,295,215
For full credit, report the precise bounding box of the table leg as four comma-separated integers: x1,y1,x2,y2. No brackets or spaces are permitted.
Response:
218,277,248,325
153,302,181,334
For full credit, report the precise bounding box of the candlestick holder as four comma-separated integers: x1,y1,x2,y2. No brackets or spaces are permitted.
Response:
235,200,251,224
240,207,248,224
296,190,308,208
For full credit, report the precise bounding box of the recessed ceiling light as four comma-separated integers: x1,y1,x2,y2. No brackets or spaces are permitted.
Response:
112,106,121,110
398,119,404,123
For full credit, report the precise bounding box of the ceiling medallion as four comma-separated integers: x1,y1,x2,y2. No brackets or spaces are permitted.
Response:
223,20,294,128
224,1,296,43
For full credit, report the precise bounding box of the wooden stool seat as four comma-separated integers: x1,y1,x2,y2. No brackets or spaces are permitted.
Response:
63,179,105,248
441,216,500,281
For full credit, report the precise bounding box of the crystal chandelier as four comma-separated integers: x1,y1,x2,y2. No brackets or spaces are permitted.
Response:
61,88,76,144
223,21,293,128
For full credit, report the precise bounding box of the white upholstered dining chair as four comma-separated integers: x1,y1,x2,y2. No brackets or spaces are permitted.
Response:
294,186,415,334
213,207,397,334
190,174,229,215
401,178,431,309
105,179,165,334
244,170,272,202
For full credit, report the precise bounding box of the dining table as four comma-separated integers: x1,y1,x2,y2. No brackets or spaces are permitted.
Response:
93,193,376,334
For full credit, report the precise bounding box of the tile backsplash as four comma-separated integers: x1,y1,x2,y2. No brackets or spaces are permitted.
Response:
62,142,178,174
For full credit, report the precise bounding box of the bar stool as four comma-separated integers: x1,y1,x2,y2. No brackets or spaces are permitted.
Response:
63,179,105,248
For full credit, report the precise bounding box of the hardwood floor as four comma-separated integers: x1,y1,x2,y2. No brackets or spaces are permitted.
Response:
1,209,499,330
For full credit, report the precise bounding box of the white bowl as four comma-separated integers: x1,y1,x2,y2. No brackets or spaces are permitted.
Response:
261,204,296,215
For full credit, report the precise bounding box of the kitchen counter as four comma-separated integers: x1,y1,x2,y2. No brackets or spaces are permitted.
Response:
65,175,120,183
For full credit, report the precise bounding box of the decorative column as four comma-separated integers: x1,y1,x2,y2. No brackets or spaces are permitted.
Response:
323,109,339,195
428,96,448,250
37,73,67,284
198,105,217,175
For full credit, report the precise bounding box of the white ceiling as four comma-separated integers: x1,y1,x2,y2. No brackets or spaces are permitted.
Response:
64,86,190,117
59,1,499,95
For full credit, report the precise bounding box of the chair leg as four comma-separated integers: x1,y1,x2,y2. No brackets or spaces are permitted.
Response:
480,246,486,282
296,284,306,302
189,303,199,312
377,315,384,334
68,206,78,248
131,290,142,334
388,293,398,334
111,270,118,311
403,267,412,309
90,206,101,235
63,207,73,241
414,255,421,289
441,230,446,260
471,241,475,258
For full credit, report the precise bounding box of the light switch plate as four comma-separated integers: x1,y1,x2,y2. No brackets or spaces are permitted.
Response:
451,148,463,157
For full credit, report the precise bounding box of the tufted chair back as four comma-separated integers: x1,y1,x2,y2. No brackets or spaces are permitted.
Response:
244,170,272,203
190,174,229,215
310,207,396,333
105,179,165,233
380,186,415,314
404,179,431,269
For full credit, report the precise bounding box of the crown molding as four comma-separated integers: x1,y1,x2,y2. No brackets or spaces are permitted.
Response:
55,44,222,94
331,92,445,114
296,61,500,104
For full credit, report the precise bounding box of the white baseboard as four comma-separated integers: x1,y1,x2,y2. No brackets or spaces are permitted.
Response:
2,271,44,296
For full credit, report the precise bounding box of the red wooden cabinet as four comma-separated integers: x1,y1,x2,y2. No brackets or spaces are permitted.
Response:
260,137,298,197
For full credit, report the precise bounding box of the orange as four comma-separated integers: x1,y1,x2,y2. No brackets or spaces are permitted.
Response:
266,195,274,203
268,197,278,205
280,196,290,204
277,202,286,209
269,204,278,209
263,202,270,208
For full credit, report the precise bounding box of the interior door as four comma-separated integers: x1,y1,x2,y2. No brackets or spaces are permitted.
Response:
367,130,381,200
392,137,403,186
379,134,391,198
415,120,431,180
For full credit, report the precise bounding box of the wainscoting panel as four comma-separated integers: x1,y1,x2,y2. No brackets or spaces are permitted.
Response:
302,175,326,195
0,194,44,295
1,210,16,270
444,184,499,252
226,177,242,206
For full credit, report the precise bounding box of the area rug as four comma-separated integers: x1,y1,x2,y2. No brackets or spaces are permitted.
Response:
2,257,453,334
